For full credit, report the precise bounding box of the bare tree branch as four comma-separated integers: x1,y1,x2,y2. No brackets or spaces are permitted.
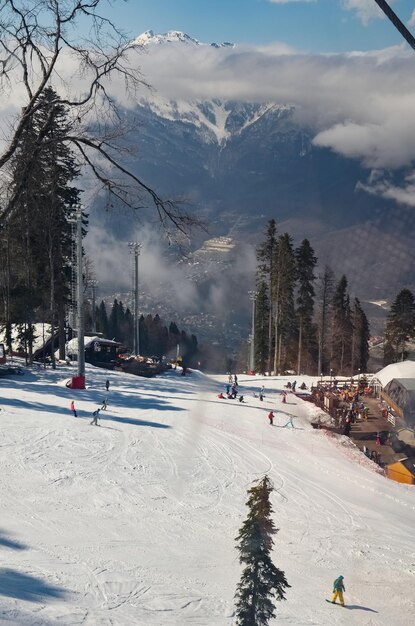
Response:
0,1,199,235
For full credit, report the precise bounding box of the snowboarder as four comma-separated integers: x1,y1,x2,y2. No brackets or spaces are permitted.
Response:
90,408,101,426
105,379,110,392
70,400,77,418
283,415,294,428
218,392,225,399
101,398,108,411
234,374,238,386
292,381,297,392
226,384,231,395
331,575,345,606
268,411,274,425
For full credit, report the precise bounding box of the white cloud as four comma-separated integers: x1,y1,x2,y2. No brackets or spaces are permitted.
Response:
408,9,415,28
2,36,415,206
358,170,415,207
115,42,415,172
341,0,389,25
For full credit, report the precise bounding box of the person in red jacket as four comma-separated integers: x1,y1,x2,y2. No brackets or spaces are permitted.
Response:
268,411,274,425
70,400,77,418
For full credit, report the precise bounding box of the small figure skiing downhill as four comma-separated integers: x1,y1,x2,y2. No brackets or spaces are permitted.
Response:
268,411,274,425
90,408,101,426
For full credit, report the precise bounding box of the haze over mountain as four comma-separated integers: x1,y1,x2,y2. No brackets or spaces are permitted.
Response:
86,30,415,341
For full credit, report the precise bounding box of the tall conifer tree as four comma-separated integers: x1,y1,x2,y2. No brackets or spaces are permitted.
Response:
384,289,415,364
273,234,296,373
331,275,352,374
4,86,80,361
235,476,290,626
316,266,334,376
351,298,370,374
254,281,270,374
257,220,277,373
295,239,317,375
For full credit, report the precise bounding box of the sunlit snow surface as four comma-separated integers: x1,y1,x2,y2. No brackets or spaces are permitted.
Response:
0,364,414,625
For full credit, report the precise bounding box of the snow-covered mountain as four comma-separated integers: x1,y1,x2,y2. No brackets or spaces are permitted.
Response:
133,29,234,48
90,31,415,334
137,96,294,146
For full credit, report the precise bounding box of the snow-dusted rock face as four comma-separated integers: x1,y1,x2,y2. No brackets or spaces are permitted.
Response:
136,97,294,147
133,30,234,48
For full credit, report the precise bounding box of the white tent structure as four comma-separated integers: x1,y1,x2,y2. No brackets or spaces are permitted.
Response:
375,360,415,388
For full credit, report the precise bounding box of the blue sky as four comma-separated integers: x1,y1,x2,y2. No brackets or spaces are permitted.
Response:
103,0,415,52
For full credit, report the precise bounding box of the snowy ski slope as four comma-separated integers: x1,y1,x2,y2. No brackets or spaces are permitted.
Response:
0,364,414,625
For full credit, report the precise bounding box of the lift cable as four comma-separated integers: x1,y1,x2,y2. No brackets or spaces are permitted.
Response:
373,0,415,52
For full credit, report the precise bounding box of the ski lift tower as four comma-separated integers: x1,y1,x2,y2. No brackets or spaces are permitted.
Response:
248,290,257,374
128,242,142,356
70,205,86,389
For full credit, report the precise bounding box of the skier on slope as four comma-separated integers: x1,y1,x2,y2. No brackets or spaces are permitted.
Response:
283,415,294,428
90,408,101,426
70,400,77,418
331,575,346,606
268,411,274,425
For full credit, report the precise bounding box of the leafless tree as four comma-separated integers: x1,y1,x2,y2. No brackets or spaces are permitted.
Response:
0,0,199,236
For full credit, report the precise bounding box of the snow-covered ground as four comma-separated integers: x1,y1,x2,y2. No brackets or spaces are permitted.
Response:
0,364,414,625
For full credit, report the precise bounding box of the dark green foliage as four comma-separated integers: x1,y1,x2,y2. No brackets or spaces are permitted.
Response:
254,281,269,375
316,265,334,376
384,289,415,364
295,239,317,374
108,299,122,341
256,220,277,374
331,275,353,373
0,87,81,358
273,234,296,373
94,302,199,364
351,298,370,373
96,301,109,338
235,476,290,626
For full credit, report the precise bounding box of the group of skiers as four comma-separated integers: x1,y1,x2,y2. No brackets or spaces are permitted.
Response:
217,379,299,429
70,379,110,426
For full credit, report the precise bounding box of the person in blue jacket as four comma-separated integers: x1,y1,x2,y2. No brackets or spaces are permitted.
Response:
332,575,345,606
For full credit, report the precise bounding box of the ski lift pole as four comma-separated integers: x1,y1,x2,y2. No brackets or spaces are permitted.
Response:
76,205,85,383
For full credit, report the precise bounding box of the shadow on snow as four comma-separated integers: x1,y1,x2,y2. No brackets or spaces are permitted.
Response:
0,568,67,603
0,530,27,551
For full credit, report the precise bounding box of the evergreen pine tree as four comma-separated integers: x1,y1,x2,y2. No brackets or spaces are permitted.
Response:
316,265,334,376
331,275,353,374
257,220,277,373
96,300,109,338
108,299,121,340
3,86,81,361
272,234,296,374
235,476,290,626
384,289,415,364
254,281,270,375
351,298,370,374
295,239,317,375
